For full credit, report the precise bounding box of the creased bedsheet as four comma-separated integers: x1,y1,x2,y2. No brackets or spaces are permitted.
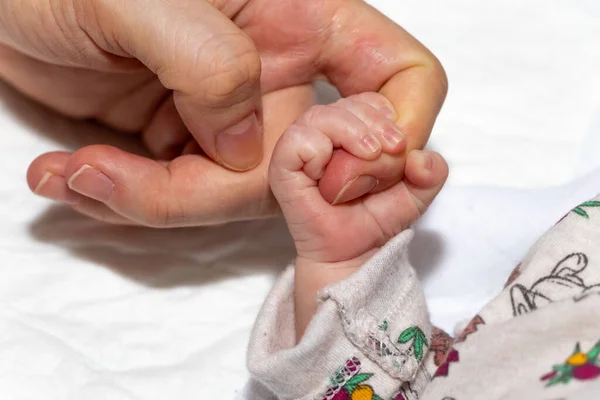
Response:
1,1,600,399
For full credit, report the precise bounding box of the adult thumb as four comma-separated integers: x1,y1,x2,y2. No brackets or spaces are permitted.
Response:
82,0,263,170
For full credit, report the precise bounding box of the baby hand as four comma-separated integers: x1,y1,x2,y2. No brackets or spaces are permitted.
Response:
270,93,448,265
268,93,448,337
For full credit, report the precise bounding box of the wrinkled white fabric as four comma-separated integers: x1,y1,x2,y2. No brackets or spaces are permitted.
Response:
248,195,600,400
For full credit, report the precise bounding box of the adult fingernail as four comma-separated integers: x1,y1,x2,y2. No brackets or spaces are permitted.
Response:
362,134,381,154
382,125,405,147
417,151,434,171
332,175,378,205
34,171,81,205
34,172,54,195
68,165,114,202
216,113,263,171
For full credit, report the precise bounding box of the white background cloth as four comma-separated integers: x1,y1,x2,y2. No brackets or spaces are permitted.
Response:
1,1,599,399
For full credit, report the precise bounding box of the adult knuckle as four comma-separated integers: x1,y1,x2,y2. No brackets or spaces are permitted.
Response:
139,200,168,228
139,196,181,228
199,34,261,107
55,0,113,65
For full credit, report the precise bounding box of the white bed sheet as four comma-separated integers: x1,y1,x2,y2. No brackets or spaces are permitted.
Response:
1,1,600,399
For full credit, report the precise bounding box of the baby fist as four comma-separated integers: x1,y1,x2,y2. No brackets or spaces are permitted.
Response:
269,93,448,265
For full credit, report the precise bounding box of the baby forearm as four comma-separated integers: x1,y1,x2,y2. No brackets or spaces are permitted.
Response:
294,250,379,341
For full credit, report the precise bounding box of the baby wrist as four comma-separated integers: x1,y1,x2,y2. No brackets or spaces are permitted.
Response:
293,251,379,339
295,250,379,287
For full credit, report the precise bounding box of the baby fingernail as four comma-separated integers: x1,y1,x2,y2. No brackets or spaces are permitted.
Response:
68,165,114,202
382,125,405,147
379,105,397,121
362,134,381,153
332,175,378,205
417,151,434,171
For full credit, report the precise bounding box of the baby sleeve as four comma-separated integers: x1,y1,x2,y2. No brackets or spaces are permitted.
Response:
247,230,436,400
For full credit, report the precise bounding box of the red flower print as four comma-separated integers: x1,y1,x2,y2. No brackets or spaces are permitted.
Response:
344,357,360,374
434,348,459,378
572,363,600,380
540,371,557,381
430,327,453,367
456,315,485,343
322,358,385,400
541,341,600,386
503,263,522,288
331,389,351,400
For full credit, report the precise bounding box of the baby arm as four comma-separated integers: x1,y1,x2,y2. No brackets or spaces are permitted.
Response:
269,93,448,338
248,93,448,400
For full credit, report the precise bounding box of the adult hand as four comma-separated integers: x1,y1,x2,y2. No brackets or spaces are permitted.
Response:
1,0,447,227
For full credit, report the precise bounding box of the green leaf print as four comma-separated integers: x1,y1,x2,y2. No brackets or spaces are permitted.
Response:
587,340,600,361
344,373,373,390
579,201,600,207
572,201,600,219
573,207,589,219
398,326,428,361
398,327,417,343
